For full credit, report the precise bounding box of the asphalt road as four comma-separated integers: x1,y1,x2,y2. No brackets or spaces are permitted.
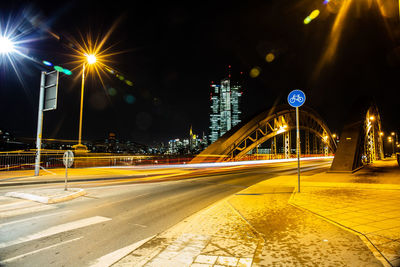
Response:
0,159,332,266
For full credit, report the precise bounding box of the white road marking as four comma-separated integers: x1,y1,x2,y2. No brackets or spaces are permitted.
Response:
89,235,155,267
0,237,83,264
0,200,38,212
0,204,56,218
0,216,111,249
132,223,147,228
0,210,72,228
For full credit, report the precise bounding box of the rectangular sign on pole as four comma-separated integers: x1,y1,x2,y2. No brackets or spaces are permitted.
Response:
43,70,59,111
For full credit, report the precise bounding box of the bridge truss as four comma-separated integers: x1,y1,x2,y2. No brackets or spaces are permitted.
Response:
194,105,337,163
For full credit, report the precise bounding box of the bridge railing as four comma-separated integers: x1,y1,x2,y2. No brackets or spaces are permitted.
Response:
0,150,195,173
236,154,332,161
0,151,64,171
0,150,331,175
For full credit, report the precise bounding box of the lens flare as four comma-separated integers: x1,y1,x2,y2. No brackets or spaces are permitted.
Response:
313,0,395,80
0,37,15,54
265,52,275,62
0,9,44,90
86,54,97,64
250,67,261,78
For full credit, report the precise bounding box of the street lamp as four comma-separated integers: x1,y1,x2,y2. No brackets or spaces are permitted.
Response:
73,53,97,151
0,36,14,54
391,132,398,153
388,136,395,156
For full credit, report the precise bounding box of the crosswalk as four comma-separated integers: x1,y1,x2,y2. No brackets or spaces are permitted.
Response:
0,216,111,249
0,196,116,266
0,199,56,218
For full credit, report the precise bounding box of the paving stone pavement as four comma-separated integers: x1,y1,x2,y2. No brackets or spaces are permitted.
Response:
290,185,400,266
113,193,262,267
113,159,399,266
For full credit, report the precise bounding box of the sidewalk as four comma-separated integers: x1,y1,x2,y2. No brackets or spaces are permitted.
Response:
113,159,400,267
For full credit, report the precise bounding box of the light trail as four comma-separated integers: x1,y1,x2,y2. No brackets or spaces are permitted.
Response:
106,156,334,170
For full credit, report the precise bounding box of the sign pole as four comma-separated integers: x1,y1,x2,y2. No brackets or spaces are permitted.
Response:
296,107,300,193
65,161,68,191
63,150,74,191
34,71,46,176
288,89,306,193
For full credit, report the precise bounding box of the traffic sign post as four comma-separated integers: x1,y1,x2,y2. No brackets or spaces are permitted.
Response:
34,71,59,176
63,150,74,191
288,89,306,193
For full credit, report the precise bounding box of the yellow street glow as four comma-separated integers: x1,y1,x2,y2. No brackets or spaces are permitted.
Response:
86,54,97,64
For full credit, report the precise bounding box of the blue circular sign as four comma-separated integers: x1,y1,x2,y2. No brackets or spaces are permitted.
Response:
288,89,306,108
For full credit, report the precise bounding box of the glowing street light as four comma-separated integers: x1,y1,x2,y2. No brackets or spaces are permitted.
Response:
0,36,14,54
66,24,124,151
86,54,97,64
73,53,98,151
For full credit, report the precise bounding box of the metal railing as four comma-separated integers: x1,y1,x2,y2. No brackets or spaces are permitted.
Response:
0,150,195,172
0,150,331,174
0,151,64,171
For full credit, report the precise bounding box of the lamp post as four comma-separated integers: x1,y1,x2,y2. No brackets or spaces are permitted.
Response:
391,132,398,154
73,54,97,151
388,136,395,156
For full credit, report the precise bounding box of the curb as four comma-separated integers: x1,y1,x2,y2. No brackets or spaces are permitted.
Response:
5,188,87,204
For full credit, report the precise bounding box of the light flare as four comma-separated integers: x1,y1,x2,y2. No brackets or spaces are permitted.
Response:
0,9,44,92
313,0,398,80
0,36,15,53
64,18,125,91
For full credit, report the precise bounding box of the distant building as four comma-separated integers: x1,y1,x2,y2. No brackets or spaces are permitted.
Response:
167,127,207,154
90,133,148,154
209,67,242,144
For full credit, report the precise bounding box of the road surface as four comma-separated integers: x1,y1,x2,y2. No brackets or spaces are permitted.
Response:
0,159,331,266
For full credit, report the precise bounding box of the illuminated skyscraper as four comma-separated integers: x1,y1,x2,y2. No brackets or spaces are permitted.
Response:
209,68,242,144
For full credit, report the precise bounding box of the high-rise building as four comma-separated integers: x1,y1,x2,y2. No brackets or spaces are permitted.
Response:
209,67,242,144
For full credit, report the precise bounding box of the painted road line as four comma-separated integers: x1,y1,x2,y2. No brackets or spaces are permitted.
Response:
89,235,155,267
132,223,147,228
0,200,39,212
0,210,72,228
0,204,56,218
0,216,111,249
0,237,83,264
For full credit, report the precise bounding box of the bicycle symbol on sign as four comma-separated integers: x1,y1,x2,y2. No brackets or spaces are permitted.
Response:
289,94,304,104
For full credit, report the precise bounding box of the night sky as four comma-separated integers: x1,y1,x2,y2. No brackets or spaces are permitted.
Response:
1,0,400,146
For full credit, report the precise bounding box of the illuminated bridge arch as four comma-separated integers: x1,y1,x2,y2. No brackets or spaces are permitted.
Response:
193,104,337,163
330,101,383,172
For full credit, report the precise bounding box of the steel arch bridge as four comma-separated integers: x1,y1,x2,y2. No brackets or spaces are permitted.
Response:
330,101,384,172
193,104,337,163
